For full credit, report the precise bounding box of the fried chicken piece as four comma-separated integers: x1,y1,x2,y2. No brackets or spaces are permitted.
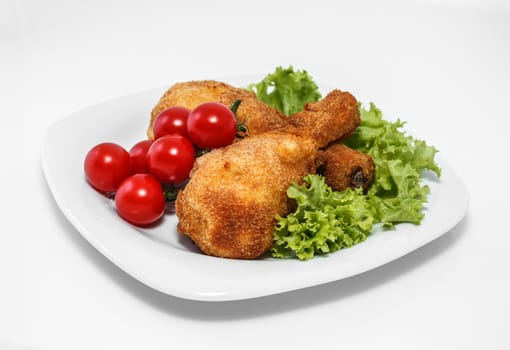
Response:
219,89,288,136
318,143,375,192
285,91,371,191
285,89,360,148
175,90,360,259
147,80,287,139
176,132,317,259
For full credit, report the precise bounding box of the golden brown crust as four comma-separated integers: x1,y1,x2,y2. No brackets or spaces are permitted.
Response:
175,132,317,259
218,90,288,136
319,143,375,192
285,89,360,148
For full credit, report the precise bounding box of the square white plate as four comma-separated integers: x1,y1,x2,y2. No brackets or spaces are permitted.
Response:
41,76,469,301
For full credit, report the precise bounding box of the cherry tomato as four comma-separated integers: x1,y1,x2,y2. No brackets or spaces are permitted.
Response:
187,102,236,149
129,140,153,173
84,142,132,193
146,135,195,184
153,107,191,139
115,174,166,225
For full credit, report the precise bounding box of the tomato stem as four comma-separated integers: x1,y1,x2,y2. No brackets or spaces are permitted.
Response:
195,148,210,157
163,185,179,202
230,99,247,137
230,99,241,115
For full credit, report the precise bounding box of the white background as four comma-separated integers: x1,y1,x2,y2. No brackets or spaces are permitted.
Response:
3,0,510,349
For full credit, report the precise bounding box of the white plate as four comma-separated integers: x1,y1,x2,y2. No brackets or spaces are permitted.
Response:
41,76,469,301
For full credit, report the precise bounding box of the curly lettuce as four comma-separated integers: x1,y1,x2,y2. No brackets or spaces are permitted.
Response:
272,175,375,260
247,66,322,116
346,103,441,226
272,102,441,260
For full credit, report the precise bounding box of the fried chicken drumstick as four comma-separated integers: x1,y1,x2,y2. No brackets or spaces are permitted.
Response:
318,143,375,192
176,132,317,258
175,90,361,259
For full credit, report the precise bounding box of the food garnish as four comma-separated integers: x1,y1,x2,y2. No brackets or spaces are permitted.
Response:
272,103,441,260
247,65,322,116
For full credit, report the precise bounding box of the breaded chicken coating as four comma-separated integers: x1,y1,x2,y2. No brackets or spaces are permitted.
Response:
175,90,361,259
147,80,287,139
219,89,288,136
176,132,317,259
285,89,360,148
318,143,375,192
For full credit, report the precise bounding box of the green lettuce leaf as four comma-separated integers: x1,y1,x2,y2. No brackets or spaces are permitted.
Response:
247,66,322,116
345,102,441,226
272,102,441,260
272,174,375,260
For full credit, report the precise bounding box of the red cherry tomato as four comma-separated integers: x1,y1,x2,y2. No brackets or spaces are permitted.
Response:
84,142,132,193
115,174,166,225
153,107,191,139
146,135,195,184
129,140,153,173
187,102,236,149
